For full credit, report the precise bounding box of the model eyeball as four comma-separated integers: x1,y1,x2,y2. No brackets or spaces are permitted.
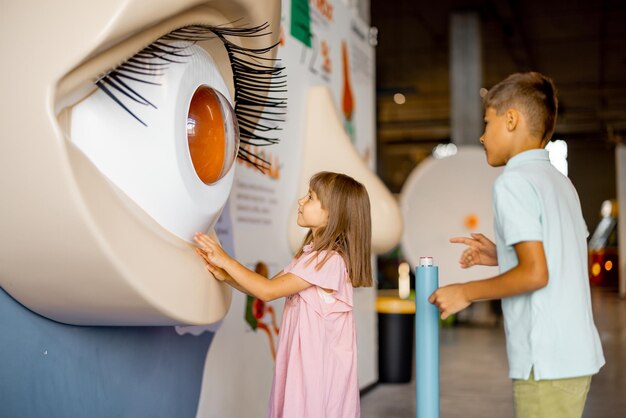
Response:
187,86,239,185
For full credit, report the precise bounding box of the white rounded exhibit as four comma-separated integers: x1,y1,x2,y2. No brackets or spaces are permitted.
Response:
401,147,501,286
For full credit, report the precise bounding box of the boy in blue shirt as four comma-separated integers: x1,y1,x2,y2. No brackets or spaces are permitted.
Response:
429,72,605,418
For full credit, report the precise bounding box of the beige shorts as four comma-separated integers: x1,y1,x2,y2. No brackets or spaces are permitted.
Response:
513,369,592,418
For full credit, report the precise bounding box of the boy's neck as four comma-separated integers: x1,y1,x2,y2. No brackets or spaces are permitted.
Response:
507,135,545,162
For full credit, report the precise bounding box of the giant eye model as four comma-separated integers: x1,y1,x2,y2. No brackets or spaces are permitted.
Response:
70,41,240,241
0,0,284,326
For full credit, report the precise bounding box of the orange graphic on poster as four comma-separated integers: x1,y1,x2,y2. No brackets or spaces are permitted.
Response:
245,262,280,359
238,145,281,179
341,41,355,140
312,0,333,21
321,40,332,74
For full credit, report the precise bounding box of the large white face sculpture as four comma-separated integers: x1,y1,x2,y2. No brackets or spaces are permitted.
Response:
0,0,281,325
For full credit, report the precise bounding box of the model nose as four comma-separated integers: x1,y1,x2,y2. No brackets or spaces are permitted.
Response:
288,86,402,254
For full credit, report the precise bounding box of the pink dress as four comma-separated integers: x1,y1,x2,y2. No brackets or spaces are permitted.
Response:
268,245,360,418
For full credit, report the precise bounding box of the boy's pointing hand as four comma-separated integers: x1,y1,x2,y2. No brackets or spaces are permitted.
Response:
450,233,498,268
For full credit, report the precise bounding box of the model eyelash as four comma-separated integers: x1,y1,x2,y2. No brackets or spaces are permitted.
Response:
95,22,286,173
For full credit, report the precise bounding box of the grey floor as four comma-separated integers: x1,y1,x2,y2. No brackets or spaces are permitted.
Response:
361,287,626,418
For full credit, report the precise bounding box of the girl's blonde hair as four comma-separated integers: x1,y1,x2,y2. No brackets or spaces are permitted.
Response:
295,171,373,288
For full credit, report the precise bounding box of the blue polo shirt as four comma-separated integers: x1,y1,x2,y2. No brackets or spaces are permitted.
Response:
493,149,605,380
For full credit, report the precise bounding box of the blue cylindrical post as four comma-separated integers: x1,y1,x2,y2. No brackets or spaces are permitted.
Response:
415,256,439,418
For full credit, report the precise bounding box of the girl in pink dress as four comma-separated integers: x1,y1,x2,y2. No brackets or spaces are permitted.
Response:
195,171,372,418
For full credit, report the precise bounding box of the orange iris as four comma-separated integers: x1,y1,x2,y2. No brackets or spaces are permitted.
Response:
187,86,226,184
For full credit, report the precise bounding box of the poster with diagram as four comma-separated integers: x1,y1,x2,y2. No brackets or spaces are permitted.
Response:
198,1,377,416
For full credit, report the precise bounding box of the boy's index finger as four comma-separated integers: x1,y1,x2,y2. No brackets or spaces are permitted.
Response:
449,236,475,245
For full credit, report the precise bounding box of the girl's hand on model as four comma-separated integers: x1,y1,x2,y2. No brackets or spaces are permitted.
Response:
195,248,229,281
449,233,498,268
194,232,232,270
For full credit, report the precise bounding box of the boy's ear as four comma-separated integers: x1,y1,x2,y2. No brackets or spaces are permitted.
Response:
505,108,519,131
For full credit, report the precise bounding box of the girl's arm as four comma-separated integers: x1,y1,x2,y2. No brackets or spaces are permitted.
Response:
222,261,311,302
195,233,312,302
429,240,548,319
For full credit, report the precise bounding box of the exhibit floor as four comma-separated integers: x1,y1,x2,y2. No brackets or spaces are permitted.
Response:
361,287,626,418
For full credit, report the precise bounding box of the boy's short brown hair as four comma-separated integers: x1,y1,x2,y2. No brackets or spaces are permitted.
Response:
484,72,558,142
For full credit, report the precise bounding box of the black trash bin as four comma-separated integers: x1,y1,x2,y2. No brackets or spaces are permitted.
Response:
376,295,415,383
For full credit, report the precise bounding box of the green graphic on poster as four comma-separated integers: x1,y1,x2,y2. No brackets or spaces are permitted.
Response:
291,0,311,47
